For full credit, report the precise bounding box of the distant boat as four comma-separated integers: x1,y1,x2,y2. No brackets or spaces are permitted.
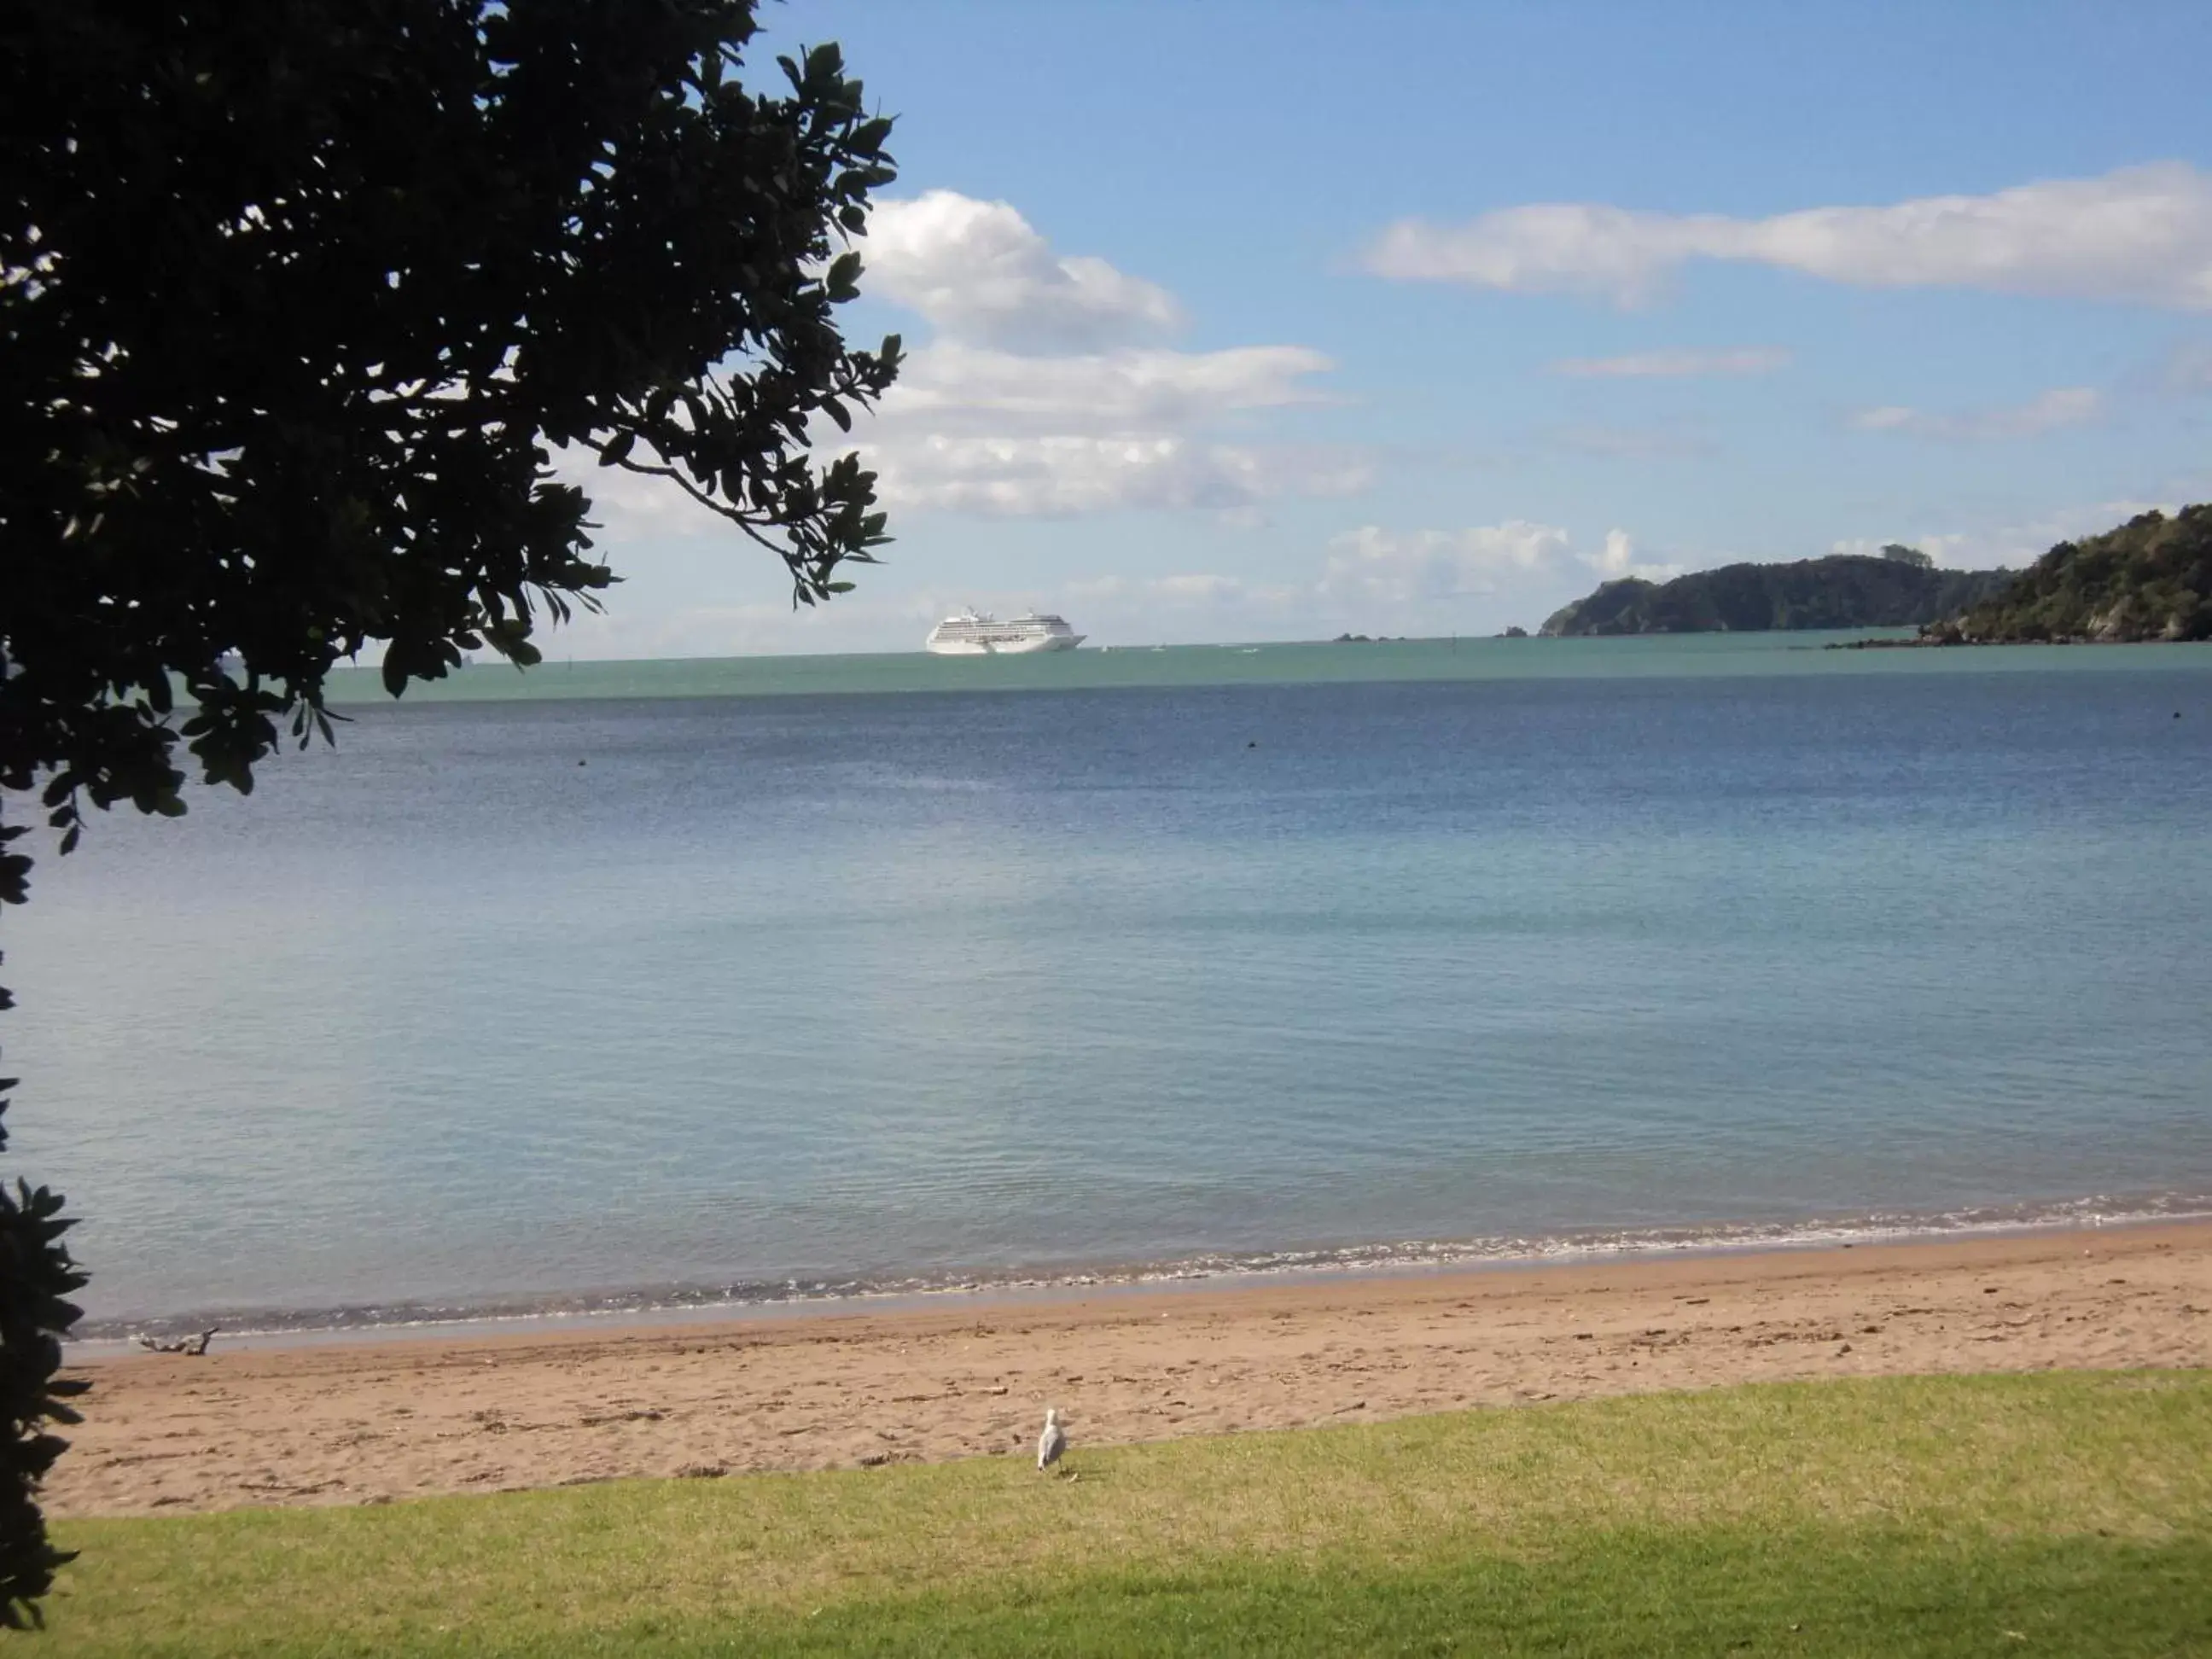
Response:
924,609,1085,655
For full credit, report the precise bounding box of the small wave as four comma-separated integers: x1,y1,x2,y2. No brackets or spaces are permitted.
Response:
74,1190,2210,1348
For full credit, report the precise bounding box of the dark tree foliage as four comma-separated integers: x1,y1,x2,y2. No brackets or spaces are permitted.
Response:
1540,556,2016,637
0,0,900,1619
3,0,902,828
0,1066,86,1629
1942,506,2212,643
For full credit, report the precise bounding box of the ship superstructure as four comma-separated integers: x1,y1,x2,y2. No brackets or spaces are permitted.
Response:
924,610,1085,655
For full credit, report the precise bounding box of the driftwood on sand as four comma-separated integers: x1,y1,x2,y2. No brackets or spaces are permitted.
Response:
134,1328,218,1356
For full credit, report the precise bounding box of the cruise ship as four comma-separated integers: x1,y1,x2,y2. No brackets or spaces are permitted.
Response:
923,609,1085,655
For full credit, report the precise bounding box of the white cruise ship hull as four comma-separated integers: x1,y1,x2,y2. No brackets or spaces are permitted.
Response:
926,632,1085,656
924,609,1086,654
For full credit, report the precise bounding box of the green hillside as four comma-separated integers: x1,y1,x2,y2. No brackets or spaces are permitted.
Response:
1939,505,2212,642
1542,551,2014,636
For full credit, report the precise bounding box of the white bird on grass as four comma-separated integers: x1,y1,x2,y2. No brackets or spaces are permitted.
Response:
1036,1407,1067,1473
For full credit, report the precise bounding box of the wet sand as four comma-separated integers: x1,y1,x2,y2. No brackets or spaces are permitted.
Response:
49,1222,2212,1517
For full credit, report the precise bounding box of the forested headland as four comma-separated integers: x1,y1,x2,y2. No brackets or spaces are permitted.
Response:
1930,506,2212,643
1540,549,2012,636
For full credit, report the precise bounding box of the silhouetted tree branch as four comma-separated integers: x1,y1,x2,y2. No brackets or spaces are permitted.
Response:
0,0,901,1617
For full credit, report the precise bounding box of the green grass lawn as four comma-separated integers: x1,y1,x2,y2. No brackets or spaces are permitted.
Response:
39,1371,2212,1656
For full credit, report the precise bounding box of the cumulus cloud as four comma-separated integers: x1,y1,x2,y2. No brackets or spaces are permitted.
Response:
829,193,1365,518
564,452,731,539
860,434,1371,518
1323,522,1566,603
863,191,1182,351
1549,347,1792,378
548,511,1727,655
842,325,1363,517
1365,163,2212,310
1582,528,1683,581
581,341,1365,527
878,341,1336,434
1320,521,1679,607
1848,386,2103,440
855,341,1364,515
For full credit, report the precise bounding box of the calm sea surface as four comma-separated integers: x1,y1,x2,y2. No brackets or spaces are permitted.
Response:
11,634,2212,1337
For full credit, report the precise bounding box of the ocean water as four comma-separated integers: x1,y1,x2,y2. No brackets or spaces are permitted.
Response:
9,633,2212,1338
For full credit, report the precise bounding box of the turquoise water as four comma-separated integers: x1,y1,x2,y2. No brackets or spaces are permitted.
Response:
326,631,2211,704
11,635,2212,1336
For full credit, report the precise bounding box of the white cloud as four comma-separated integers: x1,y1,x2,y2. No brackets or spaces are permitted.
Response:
1583,528,1683,581
1365,163,2212,310
1848,386,2103,440
847,339,1365,517
1549,347,1792,378
829,193,1365,518
1320,521,1679,607
539,506,1773,655
878,341,1336,434
859,434,1371,518
1323,522,1566,604
567,457,731,540
864,191,1182,351
568,342,1363,530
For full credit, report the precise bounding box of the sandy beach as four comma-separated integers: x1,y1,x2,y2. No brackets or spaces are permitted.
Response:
48,1222,2212,1518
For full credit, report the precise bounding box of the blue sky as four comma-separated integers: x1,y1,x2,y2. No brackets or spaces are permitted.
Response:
563,0,2212,655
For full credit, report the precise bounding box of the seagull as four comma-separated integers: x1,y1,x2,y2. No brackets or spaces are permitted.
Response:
1036,1407,1066,1473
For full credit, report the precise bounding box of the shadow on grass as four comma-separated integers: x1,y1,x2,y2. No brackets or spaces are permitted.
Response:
733,1526,2212,1659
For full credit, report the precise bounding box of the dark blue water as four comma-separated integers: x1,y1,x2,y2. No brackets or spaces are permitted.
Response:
10,655,2212,1336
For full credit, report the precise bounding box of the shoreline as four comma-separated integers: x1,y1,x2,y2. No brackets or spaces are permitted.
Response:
73,1195,2210,1355
49,1219,2212,1518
